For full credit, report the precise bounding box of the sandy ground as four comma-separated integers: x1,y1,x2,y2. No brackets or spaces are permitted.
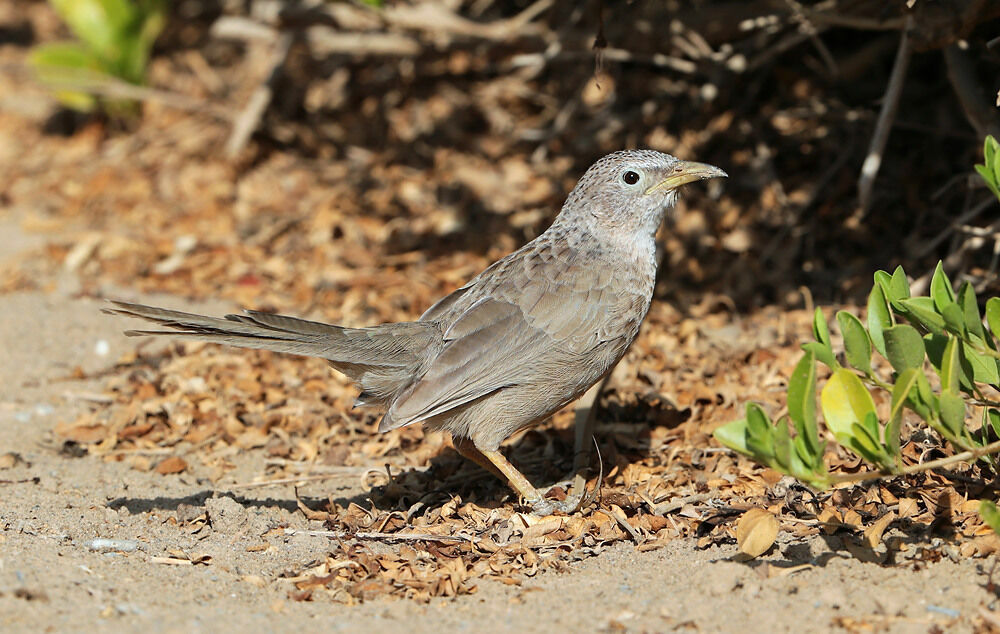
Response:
0,227,997,634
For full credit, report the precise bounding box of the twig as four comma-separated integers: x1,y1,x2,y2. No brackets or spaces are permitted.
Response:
223,472,359,490
283,528,474,543
858,15,913,214
828,438,1000,485
653,492,714,515
915,197,999,258
225,32,293,158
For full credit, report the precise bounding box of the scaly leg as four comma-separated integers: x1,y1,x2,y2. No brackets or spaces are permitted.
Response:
478,448,585,516
451,436,506,481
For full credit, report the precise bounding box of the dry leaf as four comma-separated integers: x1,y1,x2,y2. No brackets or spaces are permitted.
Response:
863,511,897,549
155,456,188,475
817,507,841,535
897,498,919,518
736,508,778,558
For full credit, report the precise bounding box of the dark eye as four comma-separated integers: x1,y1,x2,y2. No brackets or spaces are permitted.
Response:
622,170,640,185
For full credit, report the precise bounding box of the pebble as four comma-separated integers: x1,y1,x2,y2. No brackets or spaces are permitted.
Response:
85,538,139,552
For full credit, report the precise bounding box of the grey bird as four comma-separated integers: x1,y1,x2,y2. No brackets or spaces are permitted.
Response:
106,150,726,514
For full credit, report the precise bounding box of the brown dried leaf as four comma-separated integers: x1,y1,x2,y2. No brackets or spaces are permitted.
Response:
863,511,897,549
155,456,188,475
736,508,778,558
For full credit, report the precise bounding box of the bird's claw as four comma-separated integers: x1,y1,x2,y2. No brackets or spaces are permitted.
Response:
528,473,591,516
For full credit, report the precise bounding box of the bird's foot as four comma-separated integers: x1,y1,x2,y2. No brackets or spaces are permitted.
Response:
528,473,591,516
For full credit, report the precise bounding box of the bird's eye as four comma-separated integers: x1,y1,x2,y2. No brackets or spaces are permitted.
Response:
622,170,640,185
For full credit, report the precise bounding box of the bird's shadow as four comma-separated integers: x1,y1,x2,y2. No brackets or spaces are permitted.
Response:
106,392,689,518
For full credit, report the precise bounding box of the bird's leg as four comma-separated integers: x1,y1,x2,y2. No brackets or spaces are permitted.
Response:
451,436,506,481
477,448,584,516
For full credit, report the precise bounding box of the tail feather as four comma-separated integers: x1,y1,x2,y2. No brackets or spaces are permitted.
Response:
104,300,442,406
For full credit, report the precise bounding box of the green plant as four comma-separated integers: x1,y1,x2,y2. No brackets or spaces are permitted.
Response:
976,135,1000,200
29,0,166,113
715,139,1000,494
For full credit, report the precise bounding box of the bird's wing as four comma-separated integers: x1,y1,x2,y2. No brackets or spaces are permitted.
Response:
381,245,645,431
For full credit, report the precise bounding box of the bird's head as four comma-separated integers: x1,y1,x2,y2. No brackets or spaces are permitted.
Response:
559,149,726,239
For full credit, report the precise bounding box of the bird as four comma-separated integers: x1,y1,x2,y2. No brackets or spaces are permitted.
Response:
106,150,726,515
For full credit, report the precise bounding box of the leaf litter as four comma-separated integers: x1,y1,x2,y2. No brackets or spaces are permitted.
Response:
2,0,999,610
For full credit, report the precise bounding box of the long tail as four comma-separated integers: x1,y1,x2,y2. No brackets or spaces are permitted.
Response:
104,300,440,405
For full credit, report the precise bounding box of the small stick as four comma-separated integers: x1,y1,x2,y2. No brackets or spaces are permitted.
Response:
828,438,1000,486
225,32,293,158
857,16,914,213
283,528,474,543
223,472,357,490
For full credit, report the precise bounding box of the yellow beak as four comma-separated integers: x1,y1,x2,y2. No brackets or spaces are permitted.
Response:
646,160,727,194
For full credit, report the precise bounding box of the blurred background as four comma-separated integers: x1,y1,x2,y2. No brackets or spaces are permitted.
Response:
2,2,1000,610
2,0,998,322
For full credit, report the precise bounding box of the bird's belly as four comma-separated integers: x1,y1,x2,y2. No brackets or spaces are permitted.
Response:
426,338,632,450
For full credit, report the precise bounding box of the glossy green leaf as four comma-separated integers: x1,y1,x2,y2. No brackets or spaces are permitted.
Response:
813,307,831,346
787,351,819,461
940,335,960,395
821,368,877,439
978,136,1000,201
894,297,946,335
713,418,750,455
802,341,838,370
930,261,955,313
958,282,986,340
941,303,967,336
882,324,925,372
837,311,872,374
884,413,902,460
888,266,910,301
986,297,1000,342
960,341,1000,386
745,403,774,461
867,282,893,357
773,415,791,470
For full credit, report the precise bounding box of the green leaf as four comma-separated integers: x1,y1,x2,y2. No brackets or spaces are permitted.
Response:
987,297,1000,341
28,42,104,111
978,136,1000,201
884,414,902,461
960,340,1000,386
930,262,955,312
894,297,946,335
958,282,986,341
883,324,925,372
980,500,1000,536
889,266,910,301
773,415,792,470
714,418,750,455
890,368,919,424
939,393,966,436
802,341,838,370
837,311,873,374
867,282,893,357
821,368,880,461
989,408,1000,437
940,335,961,395
787,351,819,460
813,307,831,346
745,403,775,462
50,0,134,62
941,303,967,336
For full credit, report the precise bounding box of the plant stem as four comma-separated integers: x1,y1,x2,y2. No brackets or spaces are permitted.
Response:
827,438,1000,485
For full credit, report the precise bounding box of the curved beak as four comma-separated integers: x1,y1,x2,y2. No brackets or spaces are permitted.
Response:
646,160,727,194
